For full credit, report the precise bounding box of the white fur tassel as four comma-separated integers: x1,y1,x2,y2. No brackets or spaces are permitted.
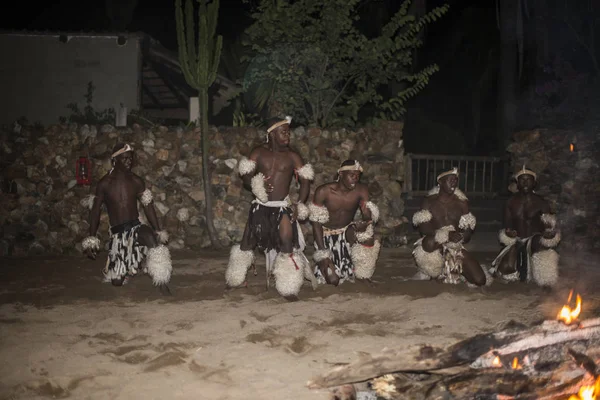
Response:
250,172,269,203
140,189,153,206
458,212,476,230
539,230,561,248
412,209,432,226
531,249,559,287
296,164,315,181
355,224,374,243
308,203,330,224
541,213,557,230
296,202,309,221
81,194,96,210
82,236,101,251
351,240,381,280
499,229,517,246
365,201,379,223
238,157,257,176
146,245,172,286
225,244,255,287
273,252,304,298
434,225,455,244
156,230,169,244
313,249,333,263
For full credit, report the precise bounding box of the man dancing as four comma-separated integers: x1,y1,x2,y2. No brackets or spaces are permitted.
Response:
412,167,488,286
309,160,381,286
225,116,315,300
489,166,560,287
81,143,172,295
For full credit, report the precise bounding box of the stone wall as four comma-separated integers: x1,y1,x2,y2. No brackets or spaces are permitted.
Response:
0,121,407,256
507,128,600,251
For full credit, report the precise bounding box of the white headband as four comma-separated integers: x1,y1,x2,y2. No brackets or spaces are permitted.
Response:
267,116,292,134
111,143,134,159
437,167,458,182
338,160,363,173
514,165,536,180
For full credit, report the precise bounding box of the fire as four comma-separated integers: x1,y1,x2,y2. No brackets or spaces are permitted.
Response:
568,375,600,400
511,357,522,370
492,356,502,367
570,143,575,152
557,290,582,325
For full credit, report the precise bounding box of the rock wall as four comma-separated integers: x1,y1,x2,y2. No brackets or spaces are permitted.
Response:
0,121,407,256
507,129,600,251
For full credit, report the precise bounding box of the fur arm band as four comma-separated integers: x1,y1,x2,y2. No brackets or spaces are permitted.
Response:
541,213,557,230
238,157,256,176
296,164,315,181
356,224,374,243
313,249,333,263
156,230,169,244
81,194,96,210
140,189,153,206
296,202,309,221
499,229,517,246
458,212,476,231
435,225,455,244
250,172,269,203
412,209,432,226
365,201,380,223
82,236,101,251
308,203,330,224
540,230,561,248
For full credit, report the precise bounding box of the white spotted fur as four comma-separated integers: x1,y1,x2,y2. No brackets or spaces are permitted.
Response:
355,224,374,243
238,157,256,176
412,243,444,279
225,244,254,287
296,202,309,221
140,189,153,206
351,240,381,280
308,203,329,224
146,245,172,285
273,252,304,297
250,172,269,203
498,229,518,246
297,164,315,181
412,209,432,226
540,230,561,248
531,249,559,287
459,212,476,230
435,225,455,244
81,194,96,210
156,230,169,244
82,236,100,251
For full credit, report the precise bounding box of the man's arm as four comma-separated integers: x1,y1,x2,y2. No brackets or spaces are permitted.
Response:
310,186,328,251
137,178,161,232
456,200,475,243
355,187,376,245
499,200,518,246
88,182,105,237
292,152,313,204
239,147,260,191
539,198,561,247
412,197,435,236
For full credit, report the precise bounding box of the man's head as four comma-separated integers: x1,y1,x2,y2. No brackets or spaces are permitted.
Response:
437,167,458,195
266,116,292,147
514,166,536,193
111,143,134,171
337,159,363,190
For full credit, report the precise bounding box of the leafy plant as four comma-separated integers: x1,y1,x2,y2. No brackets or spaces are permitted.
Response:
61,81,115,124
243,0,449,127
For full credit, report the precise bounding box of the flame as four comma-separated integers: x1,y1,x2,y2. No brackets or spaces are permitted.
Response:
492,356,502,367
557,290,582,325
568,375,600,400
570,143,575,152
511,357,522,370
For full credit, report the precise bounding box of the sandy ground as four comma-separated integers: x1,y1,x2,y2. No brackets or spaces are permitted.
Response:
0,247,596,400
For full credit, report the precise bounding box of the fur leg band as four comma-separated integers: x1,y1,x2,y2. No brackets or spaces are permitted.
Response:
296,202,309,221
365,201,380,223
435,225,455,245
225,245,255,287
238,157,257,176
531,249,559,287
541,213,557,230
296,164,315,181
412,209,432,226
82,236,101,251
459,212,476,230
351,240,381,280
412,244,444,279
539,230,561,248
140,189,153,206
499,229,517,246
309,203,330,224
355,224,374,243
313,249,333,263
81,194,96,210
273,252,304,297
146,245,172,286
156,230,169,244
250,172,269,203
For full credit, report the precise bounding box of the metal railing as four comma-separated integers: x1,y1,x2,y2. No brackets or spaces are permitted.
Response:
404,153,510,198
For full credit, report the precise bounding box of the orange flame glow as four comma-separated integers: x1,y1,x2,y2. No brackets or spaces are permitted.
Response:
511,357,522,370
570,143,575,152
568,375,600,400
492,356,502,367
557,290,582,325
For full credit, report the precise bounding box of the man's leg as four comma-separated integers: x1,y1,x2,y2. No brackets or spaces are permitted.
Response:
272,214,304,301
530,237,559,287
346,225,380,282
225,220,256,289
138,225,172,296
461,250,488,287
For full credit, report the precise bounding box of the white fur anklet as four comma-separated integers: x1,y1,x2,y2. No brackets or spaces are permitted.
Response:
273,252,304,298
146,245,173,286
351,240,381,280
313,249,333,263
225,245,255,287
82,236,101,251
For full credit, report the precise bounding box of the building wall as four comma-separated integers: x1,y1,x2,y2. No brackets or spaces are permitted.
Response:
0,33,141,125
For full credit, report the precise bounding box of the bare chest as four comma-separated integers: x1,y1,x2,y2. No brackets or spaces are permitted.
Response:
429,199,464,227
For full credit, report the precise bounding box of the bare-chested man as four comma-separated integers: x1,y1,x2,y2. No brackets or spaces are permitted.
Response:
225,116,316,300
412,167,488,286
490,166,560,287
81,143,172,295
309,160,381,286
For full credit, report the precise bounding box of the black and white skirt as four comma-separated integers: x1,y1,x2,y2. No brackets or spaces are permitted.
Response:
103,219,147,282
314,227,355,284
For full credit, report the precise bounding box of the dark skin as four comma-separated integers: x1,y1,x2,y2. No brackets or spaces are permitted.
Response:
86,151,170,295
239,124,311,254
497,174,557,275
417,174,486,286
312,170,374,286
